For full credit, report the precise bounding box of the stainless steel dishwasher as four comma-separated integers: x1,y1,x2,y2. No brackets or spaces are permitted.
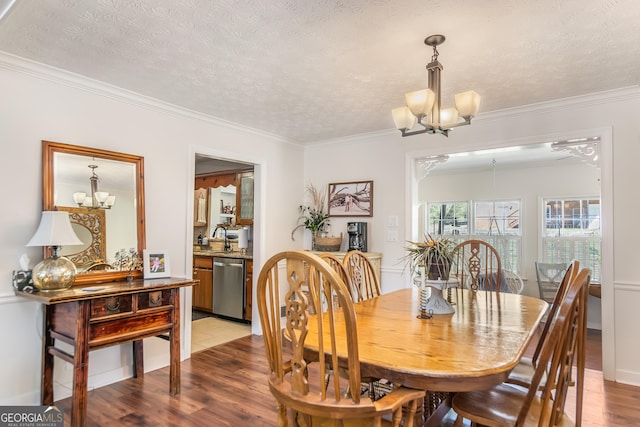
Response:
212,257,245,320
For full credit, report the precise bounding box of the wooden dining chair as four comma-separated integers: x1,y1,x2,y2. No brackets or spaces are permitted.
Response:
341,250,391,400
342,250,381,302
451,240,502,292
311,253,358,393
502,270,525,294
535,261,569,304
257,250,424,427
319,252,362,302
450,267,591,427
508,260,581,388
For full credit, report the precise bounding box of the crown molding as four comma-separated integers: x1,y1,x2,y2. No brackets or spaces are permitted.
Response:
475,86,640,123
0,51,302,147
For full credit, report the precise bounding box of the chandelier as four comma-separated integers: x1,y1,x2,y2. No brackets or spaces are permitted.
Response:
72,165,116,209
392,34,481,137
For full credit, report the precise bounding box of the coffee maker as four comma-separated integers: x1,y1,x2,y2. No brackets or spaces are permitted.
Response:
347,222,367,252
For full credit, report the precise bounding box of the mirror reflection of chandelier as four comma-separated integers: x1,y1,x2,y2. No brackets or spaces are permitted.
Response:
72,165,116,209
392,34,481,137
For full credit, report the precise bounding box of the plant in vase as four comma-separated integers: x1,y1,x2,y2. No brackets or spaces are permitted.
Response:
404,233,456,281
404,234,457,317
291,184,330,249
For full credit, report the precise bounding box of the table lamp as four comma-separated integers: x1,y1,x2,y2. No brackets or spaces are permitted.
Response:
27,211,83,291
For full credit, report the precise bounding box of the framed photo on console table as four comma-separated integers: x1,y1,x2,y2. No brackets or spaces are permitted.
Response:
328,180,373,217
143,249,171,279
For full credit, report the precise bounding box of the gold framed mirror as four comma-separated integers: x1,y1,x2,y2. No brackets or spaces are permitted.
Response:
42,140,146,284
57,206,107,270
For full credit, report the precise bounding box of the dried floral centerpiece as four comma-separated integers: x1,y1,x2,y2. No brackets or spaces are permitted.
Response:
114,248,142,281
404,233,456,281
291,184,331,249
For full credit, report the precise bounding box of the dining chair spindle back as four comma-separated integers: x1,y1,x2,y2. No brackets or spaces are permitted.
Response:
319,252,361,302
342,250,381,302
257,250,424,427
451,240,502,292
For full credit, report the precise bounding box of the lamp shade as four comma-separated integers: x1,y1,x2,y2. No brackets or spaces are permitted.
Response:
440,108,460,127
405,89,435,117
454,90,481,118
27,211,83,247
392,106,417,130
94,191,109,204
73,192,87,205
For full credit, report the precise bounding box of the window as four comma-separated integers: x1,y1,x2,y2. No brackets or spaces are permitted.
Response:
544,198,600,236
474,200,520,236
426,202,469,235
472,200,521,273
426,200,522,273
542,197,601,281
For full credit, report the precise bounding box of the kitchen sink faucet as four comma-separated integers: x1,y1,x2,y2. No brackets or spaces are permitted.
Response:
213,225,231,252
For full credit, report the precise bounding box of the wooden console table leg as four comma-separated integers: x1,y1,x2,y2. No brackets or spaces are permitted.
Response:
41,305,54,406
169,288,181,395
71,301,91,427
132,340,144,378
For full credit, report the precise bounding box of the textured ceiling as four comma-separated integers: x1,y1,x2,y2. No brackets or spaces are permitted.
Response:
0,0,639,143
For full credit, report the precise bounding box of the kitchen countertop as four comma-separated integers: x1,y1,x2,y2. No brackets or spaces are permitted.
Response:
193,248,253,260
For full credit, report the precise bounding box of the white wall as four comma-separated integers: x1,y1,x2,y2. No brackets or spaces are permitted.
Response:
305,88,640,386
0,53,305,404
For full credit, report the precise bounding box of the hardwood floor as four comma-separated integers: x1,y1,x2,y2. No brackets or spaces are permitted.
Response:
55,330,640,426
57,335,276,426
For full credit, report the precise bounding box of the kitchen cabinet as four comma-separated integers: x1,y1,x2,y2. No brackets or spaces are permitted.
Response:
194,172,236,190
244,259,253,321
236,171,254,225
192,256,213,312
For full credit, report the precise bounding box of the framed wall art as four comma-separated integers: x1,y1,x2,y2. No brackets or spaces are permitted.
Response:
143,249,171,279
328,180,373,217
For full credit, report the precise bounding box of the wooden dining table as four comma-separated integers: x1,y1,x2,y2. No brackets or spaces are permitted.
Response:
304,287,548,393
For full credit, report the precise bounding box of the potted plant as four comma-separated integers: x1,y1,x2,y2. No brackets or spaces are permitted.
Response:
404,233,456,281
291,184,330,249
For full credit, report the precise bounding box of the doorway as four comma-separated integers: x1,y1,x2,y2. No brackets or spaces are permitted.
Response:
184,147,264,356
407,128,614,379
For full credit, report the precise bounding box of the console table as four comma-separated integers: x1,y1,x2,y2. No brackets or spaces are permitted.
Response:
15,277,195,427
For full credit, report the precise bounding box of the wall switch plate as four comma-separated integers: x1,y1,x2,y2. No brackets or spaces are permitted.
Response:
387,215,399,227
387,230,398,242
